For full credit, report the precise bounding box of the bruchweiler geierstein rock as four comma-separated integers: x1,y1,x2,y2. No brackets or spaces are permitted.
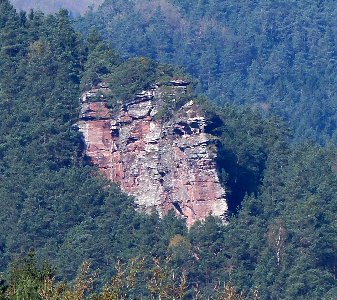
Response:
77,81,227,226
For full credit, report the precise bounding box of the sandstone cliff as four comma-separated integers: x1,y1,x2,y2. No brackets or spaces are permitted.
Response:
77,81,227,226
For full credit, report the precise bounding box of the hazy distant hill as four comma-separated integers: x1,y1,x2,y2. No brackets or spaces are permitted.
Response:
11,0,104,15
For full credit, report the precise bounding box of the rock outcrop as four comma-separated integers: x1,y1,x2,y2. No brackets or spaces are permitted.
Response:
77,81,227,226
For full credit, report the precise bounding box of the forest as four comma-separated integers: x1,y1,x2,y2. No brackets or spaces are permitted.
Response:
0,0,337,299
77,0,337,145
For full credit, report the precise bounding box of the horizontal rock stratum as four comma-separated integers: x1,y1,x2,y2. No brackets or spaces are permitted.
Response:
77,81,227,226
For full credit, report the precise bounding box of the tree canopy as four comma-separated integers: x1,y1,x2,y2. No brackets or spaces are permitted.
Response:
1,1,337,298
76,0,337,145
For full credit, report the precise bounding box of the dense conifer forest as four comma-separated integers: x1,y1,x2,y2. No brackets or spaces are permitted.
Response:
1,0,337,298
77,0,337,145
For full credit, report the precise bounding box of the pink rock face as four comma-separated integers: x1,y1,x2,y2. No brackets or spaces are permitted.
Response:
77,82,227,227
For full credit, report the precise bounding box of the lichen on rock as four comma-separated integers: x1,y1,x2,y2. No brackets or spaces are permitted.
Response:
77,81,227,227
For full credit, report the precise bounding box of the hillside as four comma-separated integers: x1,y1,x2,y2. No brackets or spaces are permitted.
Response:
76,0,337,144
1,1,337,298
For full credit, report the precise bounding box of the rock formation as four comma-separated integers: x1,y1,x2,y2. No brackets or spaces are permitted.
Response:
77,81,227,226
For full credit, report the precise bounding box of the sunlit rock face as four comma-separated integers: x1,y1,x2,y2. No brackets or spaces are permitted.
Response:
77,81,227,227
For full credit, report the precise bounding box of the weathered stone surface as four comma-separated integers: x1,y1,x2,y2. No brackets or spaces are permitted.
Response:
78,81,227,226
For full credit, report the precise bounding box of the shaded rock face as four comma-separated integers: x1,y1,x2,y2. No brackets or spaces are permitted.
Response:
77,82,227,226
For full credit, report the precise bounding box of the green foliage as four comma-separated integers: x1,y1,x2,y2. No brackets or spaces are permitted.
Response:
76,0,337,144
200,100,290,213
2,1,337,299
4,252,53,300
218,144,337,299
81,30,121,91
107,57,158,102
0,2,187,289
106,57,187,105
3,254,256,300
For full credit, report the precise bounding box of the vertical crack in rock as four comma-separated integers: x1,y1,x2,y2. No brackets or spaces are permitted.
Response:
77,82,227,227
